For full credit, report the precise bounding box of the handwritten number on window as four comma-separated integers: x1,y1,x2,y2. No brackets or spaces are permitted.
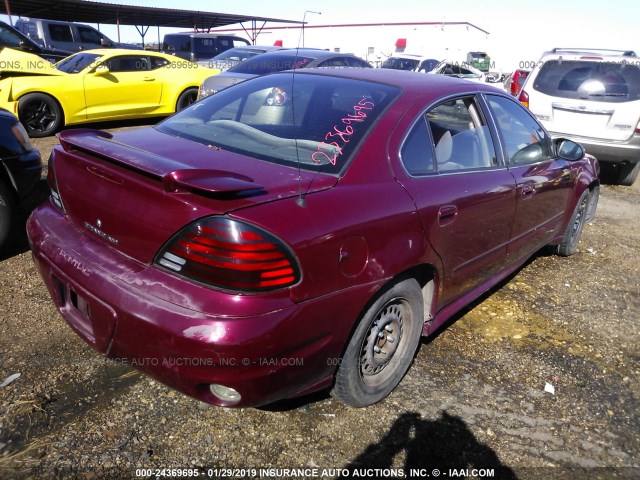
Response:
312,98,375,165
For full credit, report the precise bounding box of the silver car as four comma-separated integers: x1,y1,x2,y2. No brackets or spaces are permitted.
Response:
519,48,640,186
197,45,288,71
198,48,372,99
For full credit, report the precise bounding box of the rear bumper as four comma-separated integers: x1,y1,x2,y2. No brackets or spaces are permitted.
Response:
550,131,640,165
27,202,380,407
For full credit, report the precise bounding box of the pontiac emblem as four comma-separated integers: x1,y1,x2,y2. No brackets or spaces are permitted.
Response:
84,219,118,245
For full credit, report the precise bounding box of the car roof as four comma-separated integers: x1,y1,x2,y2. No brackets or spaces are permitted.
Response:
277,67,503,99
246,48,358,60
387,53,431,60
70,48,172,55
164,32,246,38
540,48,638,60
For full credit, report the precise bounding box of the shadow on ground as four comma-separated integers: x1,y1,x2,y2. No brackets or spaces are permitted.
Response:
341,411,518,479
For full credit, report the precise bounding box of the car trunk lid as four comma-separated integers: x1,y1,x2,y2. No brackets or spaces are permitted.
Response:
52,128,336,264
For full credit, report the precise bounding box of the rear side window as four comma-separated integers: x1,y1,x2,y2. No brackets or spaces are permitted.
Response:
533,60,640,103
401,118,435,175
48,24,73,43
156,73,400,174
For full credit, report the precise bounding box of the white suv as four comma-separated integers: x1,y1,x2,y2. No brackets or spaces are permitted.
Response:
519,48,640,185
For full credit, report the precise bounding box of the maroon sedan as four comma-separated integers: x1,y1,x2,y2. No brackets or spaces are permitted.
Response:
27,69,599,408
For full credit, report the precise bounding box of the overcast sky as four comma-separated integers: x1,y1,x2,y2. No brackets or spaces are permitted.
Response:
3,0,639,71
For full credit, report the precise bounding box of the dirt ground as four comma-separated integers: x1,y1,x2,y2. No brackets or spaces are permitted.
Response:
0,123,638,480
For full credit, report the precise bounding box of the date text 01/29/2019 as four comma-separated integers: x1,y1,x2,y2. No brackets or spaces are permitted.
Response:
134,467,497,478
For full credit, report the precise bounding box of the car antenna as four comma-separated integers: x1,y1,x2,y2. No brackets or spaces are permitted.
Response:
293,10,321,208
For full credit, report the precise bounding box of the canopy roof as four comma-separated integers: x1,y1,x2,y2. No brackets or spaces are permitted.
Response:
4,0,299,31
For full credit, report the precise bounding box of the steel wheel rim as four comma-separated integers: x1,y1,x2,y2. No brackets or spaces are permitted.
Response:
570,195,588,243
360,300,405,383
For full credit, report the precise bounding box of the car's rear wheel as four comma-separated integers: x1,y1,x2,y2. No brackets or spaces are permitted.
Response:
617,161,639,187
18,93,63,138
176,88,198,111
555,189,590,257
0,180,15,250
331,278,423,407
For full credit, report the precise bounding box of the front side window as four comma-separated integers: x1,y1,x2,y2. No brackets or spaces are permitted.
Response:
105,55,151,72
77,26,104,45
427,97,497,172
0,25,25,48
486,95,550,165
533,60,640,103
156,73,400,174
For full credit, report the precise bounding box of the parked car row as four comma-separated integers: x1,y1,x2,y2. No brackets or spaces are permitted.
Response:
2,39,638,188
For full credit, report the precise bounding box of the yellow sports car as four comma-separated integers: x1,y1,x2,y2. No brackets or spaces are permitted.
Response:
0,48,220,137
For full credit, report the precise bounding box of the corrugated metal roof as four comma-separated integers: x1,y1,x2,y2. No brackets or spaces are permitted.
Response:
4,0,299,30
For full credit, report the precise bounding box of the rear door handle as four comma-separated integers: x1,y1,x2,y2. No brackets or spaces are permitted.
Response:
438,205,458,226
143,76,155,81
522,184,536,198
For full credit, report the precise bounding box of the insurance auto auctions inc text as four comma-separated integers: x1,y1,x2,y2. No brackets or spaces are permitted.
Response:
206,467,496,478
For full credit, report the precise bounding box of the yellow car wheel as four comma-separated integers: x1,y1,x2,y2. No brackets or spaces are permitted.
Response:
176,88,198,112
18,93,63,138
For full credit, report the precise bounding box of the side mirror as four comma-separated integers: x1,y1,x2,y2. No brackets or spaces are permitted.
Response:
556,139,585,161
93,64,110,75
100,38,113,47
511,142,543,164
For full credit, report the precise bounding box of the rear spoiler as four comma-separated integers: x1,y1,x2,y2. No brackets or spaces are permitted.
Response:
57,129,265,196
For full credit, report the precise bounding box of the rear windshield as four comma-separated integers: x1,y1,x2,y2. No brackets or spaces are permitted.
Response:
214,48,267,61
156,72,400,174
533,60,640,103
381,57,419,71
229,54,317,75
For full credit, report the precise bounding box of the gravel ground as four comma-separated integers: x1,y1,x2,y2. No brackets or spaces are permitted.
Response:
0,123,639,480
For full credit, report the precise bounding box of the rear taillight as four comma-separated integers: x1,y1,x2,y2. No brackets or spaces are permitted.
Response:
636,120,640,135
47,156,65,213
155,217,301,292
518,90,529,108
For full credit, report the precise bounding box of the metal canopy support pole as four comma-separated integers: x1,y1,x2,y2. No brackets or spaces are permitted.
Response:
135,25,150,48
4,0,12,25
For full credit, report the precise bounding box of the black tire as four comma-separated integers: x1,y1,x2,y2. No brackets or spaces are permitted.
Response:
18,93,63,138
618,161,640,187
0,180,16,250
176,88,198,111
331,278,424,407
556,189,590,257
